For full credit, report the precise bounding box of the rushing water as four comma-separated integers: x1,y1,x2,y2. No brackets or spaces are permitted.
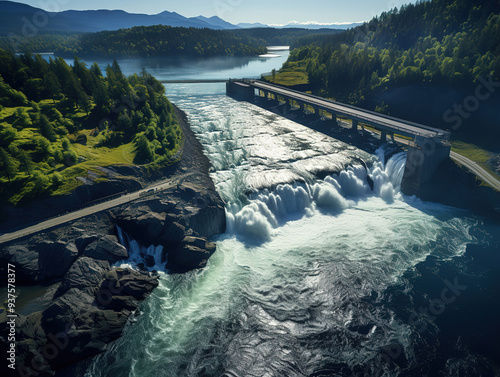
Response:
83,59,500,376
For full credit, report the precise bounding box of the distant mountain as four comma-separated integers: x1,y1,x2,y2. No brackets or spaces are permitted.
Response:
237,22,270,29
196,15,239,29
0,0,223,35
0,0,360,36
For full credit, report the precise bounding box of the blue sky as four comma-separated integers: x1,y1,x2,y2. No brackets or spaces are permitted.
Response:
12,0,417,25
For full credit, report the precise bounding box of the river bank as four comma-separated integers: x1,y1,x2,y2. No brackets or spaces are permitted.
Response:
0,107,226,376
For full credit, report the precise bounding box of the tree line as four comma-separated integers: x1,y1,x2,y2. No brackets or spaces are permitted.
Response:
0,26,269,58
0,27,344,58
284,0,499,104
0,48,182,205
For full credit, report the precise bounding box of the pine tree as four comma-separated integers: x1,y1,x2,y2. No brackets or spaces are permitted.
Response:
38,114,57,142
0,147,18,182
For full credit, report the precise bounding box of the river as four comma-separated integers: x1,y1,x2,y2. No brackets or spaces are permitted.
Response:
81,50,500,376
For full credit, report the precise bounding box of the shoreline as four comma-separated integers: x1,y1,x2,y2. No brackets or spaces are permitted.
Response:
0,106,226,376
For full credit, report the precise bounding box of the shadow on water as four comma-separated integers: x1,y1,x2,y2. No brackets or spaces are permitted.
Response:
378,223,500,376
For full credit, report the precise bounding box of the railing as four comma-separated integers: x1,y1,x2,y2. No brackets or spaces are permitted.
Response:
244,79,451,141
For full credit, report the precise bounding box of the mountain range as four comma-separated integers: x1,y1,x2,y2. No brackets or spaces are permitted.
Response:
0,0,362,36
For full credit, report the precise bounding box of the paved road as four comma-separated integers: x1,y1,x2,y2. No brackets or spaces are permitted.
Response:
0,174,192,245
449,151,500,191
160,79,228,84
250,80,449,140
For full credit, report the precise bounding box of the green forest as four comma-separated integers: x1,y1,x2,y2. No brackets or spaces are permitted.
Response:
0,26,268,58
275,0,499,125
0,27,342,58
284,0,499,99
0,48,182,206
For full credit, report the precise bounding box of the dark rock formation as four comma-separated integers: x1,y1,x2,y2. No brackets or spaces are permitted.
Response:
168,236,217,270
83,235,128,262
0,245,39,284
56,257,110,297
113,181,225,272
37,241,79,281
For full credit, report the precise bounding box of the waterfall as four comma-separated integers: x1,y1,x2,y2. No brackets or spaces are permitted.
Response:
226,152,408,241
116,226,167,272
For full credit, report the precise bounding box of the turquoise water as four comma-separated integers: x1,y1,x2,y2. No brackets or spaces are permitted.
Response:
79,56,499,377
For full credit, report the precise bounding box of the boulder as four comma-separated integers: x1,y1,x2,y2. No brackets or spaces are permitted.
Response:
160,221,188,244
99,268,159,301
56,257,110,297
168,236,217,270
144,255,155,268
0,245,39,283
83,235,128,262
181,201,226,238
75,234,99,254
37,241,79,281
113,199,180,245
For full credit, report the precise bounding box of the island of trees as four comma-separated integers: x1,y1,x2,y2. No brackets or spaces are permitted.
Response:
0,48,182,207
0,27,342,59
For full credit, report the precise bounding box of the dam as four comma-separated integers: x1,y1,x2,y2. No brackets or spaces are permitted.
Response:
227,79,452,194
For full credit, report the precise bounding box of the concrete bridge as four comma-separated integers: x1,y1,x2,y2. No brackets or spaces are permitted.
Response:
226,79,452,194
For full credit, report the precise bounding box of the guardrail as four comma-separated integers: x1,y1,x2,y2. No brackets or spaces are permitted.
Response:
247,80,451,141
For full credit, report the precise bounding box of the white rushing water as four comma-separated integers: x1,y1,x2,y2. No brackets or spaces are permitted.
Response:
85,83,476,377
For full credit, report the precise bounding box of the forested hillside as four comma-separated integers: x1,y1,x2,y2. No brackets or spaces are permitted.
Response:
278,0,500,146
0,27,343,58
0,26,267,58
0,49,182,205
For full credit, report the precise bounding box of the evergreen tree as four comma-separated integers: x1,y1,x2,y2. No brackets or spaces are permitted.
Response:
134,134,154,163
17,149,32,176
0,147,18,182
38,114,57,142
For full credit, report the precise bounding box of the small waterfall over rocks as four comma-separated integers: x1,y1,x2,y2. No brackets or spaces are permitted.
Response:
116,226,167,272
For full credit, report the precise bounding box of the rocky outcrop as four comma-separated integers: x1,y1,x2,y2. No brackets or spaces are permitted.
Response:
0,245,39,284
168,236,217,270
83,235,128,262
0,247,158,376
113,181,226,271
37,241,79,281
56,257,110,297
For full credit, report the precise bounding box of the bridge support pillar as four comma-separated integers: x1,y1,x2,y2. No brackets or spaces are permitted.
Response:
352,119,358,131
401,138,451,195
381,130,387,142
284,98,292,114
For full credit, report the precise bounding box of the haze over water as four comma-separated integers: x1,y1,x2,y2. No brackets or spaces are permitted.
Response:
82,52,500,376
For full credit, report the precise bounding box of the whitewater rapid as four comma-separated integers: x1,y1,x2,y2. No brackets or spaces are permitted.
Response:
85,83,477,377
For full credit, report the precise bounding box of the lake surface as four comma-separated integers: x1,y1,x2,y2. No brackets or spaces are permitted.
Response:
66,48,290,81
79,52,500,377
